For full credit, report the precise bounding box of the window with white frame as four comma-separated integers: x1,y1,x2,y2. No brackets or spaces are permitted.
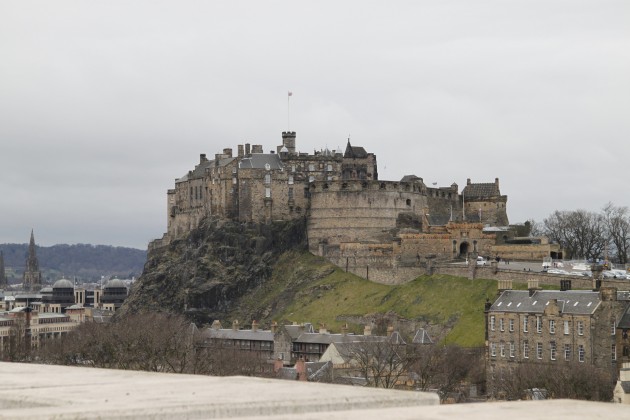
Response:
510,342,515,358
612,321,616,336
265,187,271,198
536,316,542,333
550,341,557,360
500,342,505,357
578,344,585,362
537,342,543,359
523,341,529,359
308,164,315,171
612,344,617,361
577,321,584,336
500,318,504,332
564,344,571,360
264,174,271,184
509,319,514,332
490,316,495,331
523,316,528,333
549,319,556,334
564,320,569,335
288,175,294,185
491,343,496,357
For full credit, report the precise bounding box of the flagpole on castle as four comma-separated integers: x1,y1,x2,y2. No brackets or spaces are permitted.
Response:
287,91,292,131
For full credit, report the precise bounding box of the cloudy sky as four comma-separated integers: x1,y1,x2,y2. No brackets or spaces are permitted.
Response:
1,1,628,249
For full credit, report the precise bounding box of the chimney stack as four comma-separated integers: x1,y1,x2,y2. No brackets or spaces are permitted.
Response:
245,143,251,156
232,320,239,331
387,325,394,337
319,323,328,334
211,320,222,330
271,321,278,334
341,323,348,336
200,153,207,163
252,320,258,332
363,325,372,336
528,279,540,297
238,145,244,157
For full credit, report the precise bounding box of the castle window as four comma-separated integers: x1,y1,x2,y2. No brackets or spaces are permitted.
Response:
288,175,294,185
549,320,556,334
578,344,585,362
327,164,332,172
612,321,616,335
309,176,315,183
523,316,528,333
509,319,514,332
564,344,571,360
577,321,584,336
265,188,271,198
550,341,557,360
490,343,496,357
537,342,543,359
499,318,504,332
406,199,411,207
523,341,529,359
612,344,617,361
309,164,315,171
500,342,505,357
304,188,309,198
564,320,569,335
510,342,515,358
536,316,542,333
291,165,295,172
288,188,293,199
265,174,271,185
490,316,495,331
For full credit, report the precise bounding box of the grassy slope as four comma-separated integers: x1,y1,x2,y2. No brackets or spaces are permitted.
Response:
229,251,563,347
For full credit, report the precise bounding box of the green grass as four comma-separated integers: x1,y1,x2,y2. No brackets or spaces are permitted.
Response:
272,258,500,347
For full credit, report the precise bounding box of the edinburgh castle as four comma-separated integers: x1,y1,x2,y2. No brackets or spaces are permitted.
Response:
152,131,557,283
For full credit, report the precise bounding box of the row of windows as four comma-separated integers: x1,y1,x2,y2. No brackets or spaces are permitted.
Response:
489,316,604,336
490,341,593,362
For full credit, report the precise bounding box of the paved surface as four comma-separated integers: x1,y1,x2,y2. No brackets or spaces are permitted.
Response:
0,362,627,419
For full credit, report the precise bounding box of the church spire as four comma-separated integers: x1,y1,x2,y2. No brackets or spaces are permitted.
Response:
23,229,42,291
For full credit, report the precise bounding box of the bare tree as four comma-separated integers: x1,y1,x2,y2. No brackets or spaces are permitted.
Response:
543,210,607,260
602,202,630,264
345,339,413,389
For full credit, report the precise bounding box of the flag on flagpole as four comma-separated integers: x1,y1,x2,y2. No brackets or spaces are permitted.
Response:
288,91,293,97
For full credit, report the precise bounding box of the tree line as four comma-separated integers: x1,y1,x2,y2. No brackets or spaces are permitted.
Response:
532,202,630,263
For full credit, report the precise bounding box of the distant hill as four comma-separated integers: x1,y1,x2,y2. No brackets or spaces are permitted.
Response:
0,243,147,283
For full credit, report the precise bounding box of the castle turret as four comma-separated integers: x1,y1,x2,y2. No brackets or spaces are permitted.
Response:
281,131,296,155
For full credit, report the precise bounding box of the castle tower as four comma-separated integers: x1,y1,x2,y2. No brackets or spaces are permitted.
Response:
0,251,7,289
23,230,42,292
281,131,296,155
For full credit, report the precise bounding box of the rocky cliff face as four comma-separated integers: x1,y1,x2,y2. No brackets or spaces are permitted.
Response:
119,216,309,324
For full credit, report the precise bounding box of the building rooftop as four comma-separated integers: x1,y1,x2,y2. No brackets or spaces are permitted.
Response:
490,290,602,315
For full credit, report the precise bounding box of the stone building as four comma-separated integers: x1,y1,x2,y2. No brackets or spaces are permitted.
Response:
485,280,630,398
153,130,564,282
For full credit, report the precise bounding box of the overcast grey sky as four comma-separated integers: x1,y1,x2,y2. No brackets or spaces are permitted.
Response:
1,1,628,249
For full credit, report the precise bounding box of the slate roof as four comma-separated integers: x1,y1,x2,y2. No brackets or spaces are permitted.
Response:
201,328,274,342
176,157,236,183
239,153,283,170
490,290,601,315
412,328,433,344
344,141,368,159
617,305,630,329
284,323,314,340
294,332,389,345
462,182,500,198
